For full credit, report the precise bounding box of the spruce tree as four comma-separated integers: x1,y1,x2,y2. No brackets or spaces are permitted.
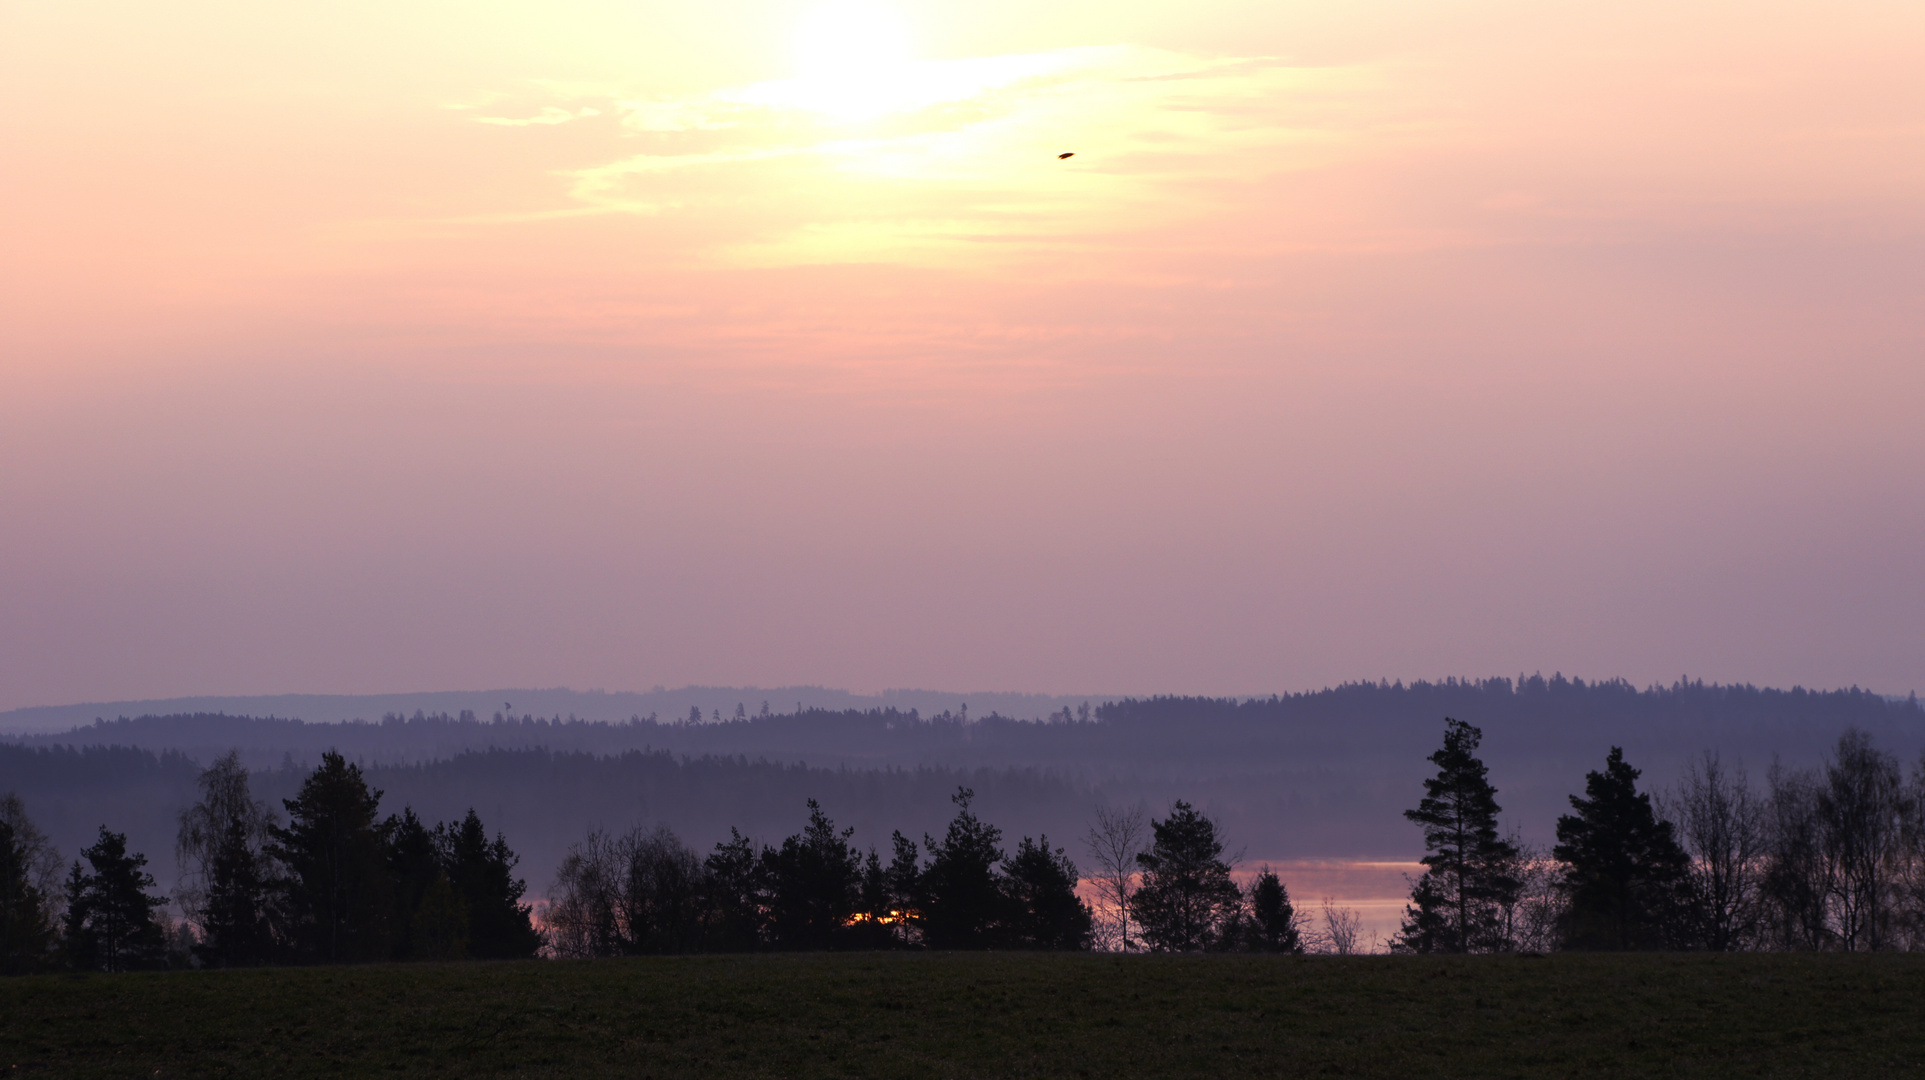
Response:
1131,801,1242,952
1554,746,1692,950
439,809,541,959
1395,718,1520,953
194,816,273,967
407,870,469,961
385,808,444,961
1244,868,1303,953
1001,836,1092,950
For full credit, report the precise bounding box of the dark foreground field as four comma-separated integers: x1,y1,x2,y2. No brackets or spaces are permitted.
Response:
3,953,1922,1078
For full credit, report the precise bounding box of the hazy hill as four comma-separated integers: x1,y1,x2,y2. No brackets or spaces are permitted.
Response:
0,687,1100,736
3,676,1918,900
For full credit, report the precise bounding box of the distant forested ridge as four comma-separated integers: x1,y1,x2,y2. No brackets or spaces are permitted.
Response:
14,677,1913,773
3,677,1919,897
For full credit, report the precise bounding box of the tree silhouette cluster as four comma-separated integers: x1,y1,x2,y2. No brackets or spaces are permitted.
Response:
547,789,1309,956
547,788,1094,954
8,707,1925,972
1395,718,1925,953
0,750,541,972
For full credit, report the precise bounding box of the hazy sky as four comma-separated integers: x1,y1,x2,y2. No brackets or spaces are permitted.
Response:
3,0,1921,711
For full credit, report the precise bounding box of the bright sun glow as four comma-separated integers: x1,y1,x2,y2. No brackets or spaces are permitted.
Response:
733,6,1078,126
793,1,915,79
768,2,925,121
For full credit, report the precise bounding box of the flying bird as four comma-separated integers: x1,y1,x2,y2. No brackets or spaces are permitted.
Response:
1058,152,1074,159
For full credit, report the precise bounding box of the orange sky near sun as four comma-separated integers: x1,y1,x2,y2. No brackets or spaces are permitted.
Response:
1,0,1921,709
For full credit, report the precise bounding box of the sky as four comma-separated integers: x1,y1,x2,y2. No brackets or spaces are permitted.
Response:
2,0,1921,712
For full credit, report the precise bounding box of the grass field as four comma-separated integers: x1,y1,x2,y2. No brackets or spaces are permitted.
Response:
3,952,1922,1078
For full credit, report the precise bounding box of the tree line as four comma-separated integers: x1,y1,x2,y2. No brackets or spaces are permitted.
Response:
8,714,1925,971
1392,719,1925,952
543,788,1312,956
0,751,539,972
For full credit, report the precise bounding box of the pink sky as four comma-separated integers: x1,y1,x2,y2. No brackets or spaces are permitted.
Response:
2,0,1921,711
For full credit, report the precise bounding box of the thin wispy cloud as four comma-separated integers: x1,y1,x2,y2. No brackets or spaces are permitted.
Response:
475,106,602,127
481,46,1388,269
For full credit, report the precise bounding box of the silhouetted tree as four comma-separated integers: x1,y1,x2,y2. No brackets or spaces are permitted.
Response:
1818,730,1910,951
763,800,861,949
409,870,468,961
881,831,922,947
849,847,893,948
702,828,766,951
1670,751,1765,951
270,751,393,963
1001,835,1091,949
619,825,707,953
176,752,277,967
0,795,59,974
1395,718,1519,953
1555,747,1692,950
1761,761,1832,950
439,810,541,959
196,817,275,967
1242,868,1302,953
1131,801,1241,952
920,787,1009,949
548,828,626,958
386,809,456,960
1496,841,1566,953
63,827,167,971
1307,897,1364,955
1083,804,1148,951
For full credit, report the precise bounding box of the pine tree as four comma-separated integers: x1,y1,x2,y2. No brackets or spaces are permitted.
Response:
851,847,893,948
761,800,861,949
1131,801,1242,952
269,751,392,963
1554,746,1693,950
883,831,922,947
1395,718,1520,953
919,787,1009,949
64,827,167,972
702,828,766,951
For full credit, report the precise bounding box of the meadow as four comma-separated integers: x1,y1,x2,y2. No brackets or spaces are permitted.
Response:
3,952,1922,1078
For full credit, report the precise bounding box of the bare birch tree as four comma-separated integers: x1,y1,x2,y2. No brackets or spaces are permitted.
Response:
1305,897,1364,955
1082,804,1147,951
175,751,277,923
1820,731,1909,951
1669,751,1765,950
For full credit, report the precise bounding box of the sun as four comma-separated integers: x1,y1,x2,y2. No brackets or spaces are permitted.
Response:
780,2,919,121
730,1,1060,123
792,2,915,80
